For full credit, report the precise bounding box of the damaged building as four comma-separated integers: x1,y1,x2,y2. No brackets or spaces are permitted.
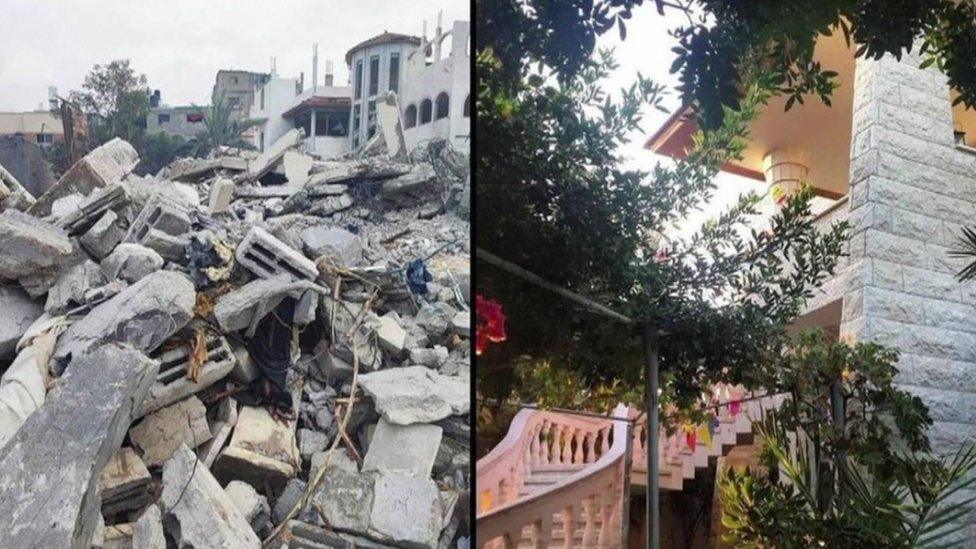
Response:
0,86,471,549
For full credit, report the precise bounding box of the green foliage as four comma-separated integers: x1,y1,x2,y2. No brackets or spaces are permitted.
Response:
719,332,976,547
479,0,976,129
136,131,192,176
70,60,150,149
41,141,71,176
949,226,976,281
477,39,848,414
195,90,257,155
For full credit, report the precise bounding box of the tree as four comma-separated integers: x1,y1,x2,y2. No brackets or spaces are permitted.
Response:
70,60,150,148
477,29,847,426
478,0,976,128
135,132,196,176
719,330,976,547
195,90,257,155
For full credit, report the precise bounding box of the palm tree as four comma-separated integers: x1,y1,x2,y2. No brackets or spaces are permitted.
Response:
195,90,257,155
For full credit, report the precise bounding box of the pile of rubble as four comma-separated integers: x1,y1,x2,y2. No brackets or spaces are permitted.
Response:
0,127,471,548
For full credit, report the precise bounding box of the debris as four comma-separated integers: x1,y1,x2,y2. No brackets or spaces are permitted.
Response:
99,447,152,516
0,345,157,549
225,480,272,537
28,137,139,218
273,478,308,524
300,225,363,266
0,209,73,281
212,402,301,491
79,209,125,260
129,395,213,467
100,243,164,283
0,285,44,359
358,365,469,425
363,418,442,477
0,314,63,447
197,396,239,467
132,504,166,549
208,177,234,213
139,330,235,416
51,270,196,375
160,444,261,548
236,226,318,281
406,258,434,295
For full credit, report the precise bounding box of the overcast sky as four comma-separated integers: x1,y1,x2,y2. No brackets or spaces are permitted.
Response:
0,0,469,112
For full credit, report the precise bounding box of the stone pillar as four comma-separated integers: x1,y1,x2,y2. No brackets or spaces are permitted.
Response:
762,147,809,206
841,46,976,538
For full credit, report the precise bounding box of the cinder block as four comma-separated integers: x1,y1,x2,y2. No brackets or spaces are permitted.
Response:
235,226,317,281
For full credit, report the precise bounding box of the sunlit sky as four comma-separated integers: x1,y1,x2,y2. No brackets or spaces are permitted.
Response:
594,8,773,240
0,0,469,111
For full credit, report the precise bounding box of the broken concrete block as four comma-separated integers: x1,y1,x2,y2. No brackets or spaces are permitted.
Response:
377,91,408,161
358,366,469,425
272,520,390,549
229,341,260,384
129,395,212,467
298,427,329,462
363,418,442,478
138,331,235,417
132,504,166,549
248,128,303,180
101,243,164,284
0,161,36,211
370,472,443,548
45,260,106,315
308,193,354,217
92,513,106,549
310,449,358,480
283,150,313,186
99,447,152,516
382,164,437,196
52,270,195,375
79,209,125,260
236,226,318,281
213,274,315,332
0,286,44,359
213,403,300,491
415,306,449,338
50,192,86,220
313,462,374,534
103,523,135,549
0,345,157,549
450,311,471,337
208,177,234,213
125,192,192,245
141,228,188,262
29,137,139,218
0,208,73,280
374,313,407,354
160,444,261,548
59,183,129,236
300,225,362,266
225,480,272,537
409,346,449,368
197,397,239,467
273,477,308,524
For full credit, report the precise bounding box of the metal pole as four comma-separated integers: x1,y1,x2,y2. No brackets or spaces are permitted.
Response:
644,323,660,549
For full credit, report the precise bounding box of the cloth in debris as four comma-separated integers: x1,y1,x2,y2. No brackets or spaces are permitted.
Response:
0,315,68,448
239,298,296,412
405,258,433,295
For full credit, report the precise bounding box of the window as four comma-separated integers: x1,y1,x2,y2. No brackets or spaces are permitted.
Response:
355,60,364,99
260,88,265,110
35,133,53,144
435,93,449,120
388,53,400,94
186,113,204,123
353,104,361,141
404,105,417,128
420,99,432,124
327,112,348,136
368,55,380,96
158,113,171,124
367,100,377,138
463,95,470,117
260,132,265,151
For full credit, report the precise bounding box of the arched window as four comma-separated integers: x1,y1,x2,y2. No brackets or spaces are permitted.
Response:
435,93,450,120
420,99,433,124
404,104,417,128
463,95,470,118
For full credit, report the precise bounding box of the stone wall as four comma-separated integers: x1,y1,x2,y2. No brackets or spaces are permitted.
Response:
841,48,976,534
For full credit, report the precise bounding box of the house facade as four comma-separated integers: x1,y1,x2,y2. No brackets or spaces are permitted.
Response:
477,32,976,548
0,110,63,147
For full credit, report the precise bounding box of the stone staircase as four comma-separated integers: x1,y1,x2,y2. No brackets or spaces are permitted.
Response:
476,387,785,548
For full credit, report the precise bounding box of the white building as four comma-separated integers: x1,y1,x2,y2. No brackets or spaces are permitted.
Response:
250,15,470,157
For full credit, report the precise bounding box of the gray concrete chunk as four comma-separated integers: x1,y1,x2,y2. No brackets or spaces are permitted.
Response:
370,472,442,548
79,209,125,260
363,418,442,478
0,345,158,549
100,243,164,283
129,395,212,467
0,286,44,359
300,226,363,266
358,366,469,425
160,444,261,549
0,209,73,280
132,504,165,549
52,270,195,375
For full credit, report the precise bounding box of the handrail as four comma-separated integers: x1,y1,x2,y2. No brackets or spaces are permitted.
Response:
477,403,631,548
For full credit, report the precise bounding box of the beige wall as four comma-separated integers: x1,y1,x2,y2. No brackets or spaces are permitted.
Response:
0,112,63,137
